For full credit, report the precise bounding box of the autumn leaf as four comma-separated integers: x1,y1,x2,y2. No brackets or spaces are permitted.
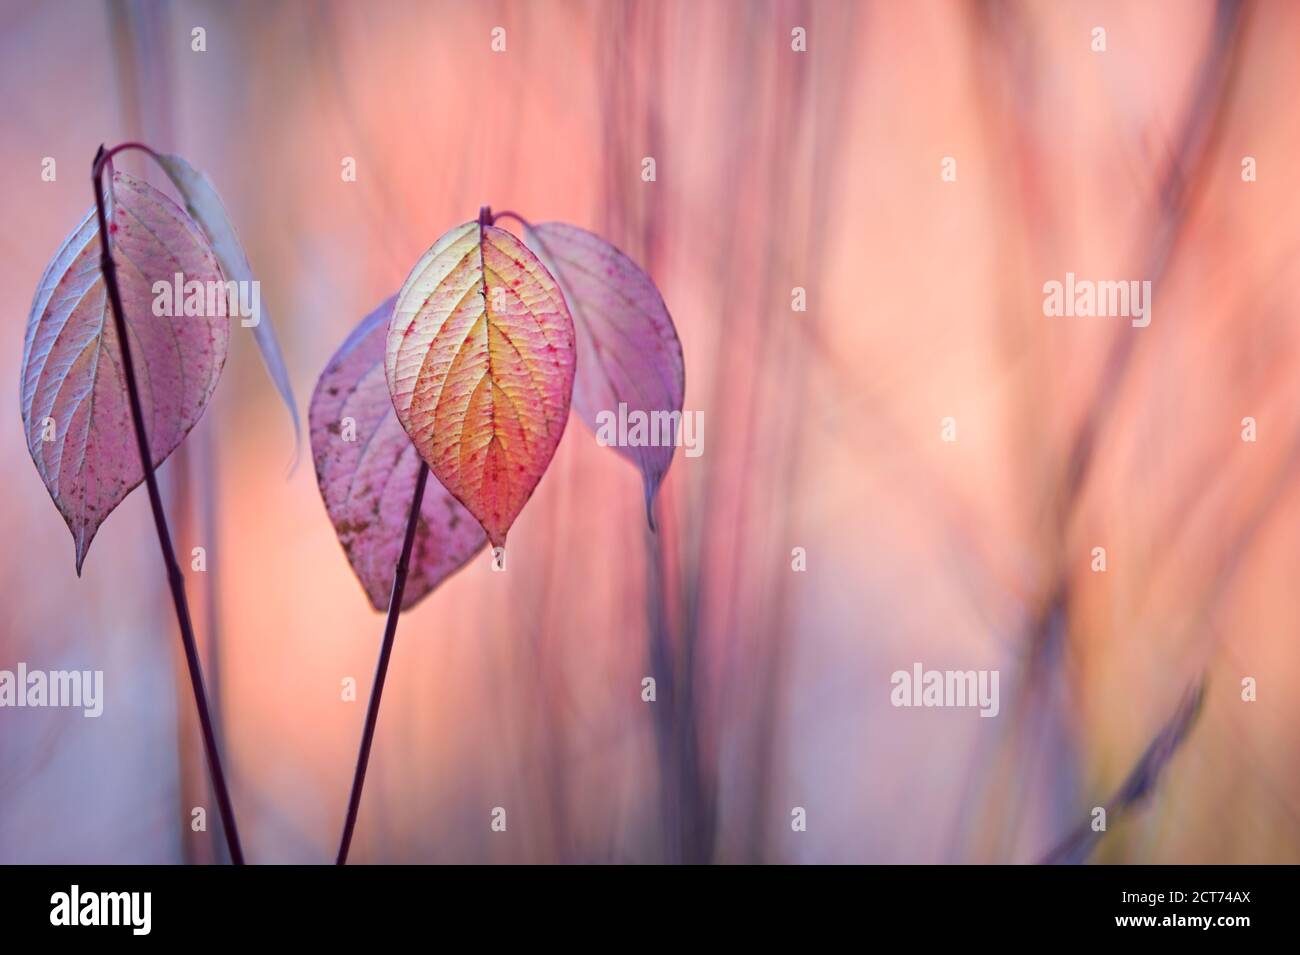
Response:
524,222,684,529
385,220,575,547
20,170,229,573
311,295,486,611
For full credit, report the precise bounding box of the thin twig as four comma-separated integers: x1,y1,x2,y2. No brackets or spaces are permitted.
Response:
336,459,430,865
488,209,533,230
92,143,244,865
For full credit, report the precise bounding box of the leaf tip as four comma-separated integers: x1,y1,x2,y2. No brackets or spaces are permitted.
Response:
74,534,90,577
643,472,662,533
284,432,303,479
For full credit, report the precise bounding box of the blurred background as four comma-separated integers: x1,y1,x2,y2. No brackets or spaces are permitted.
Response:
2,0,1298,864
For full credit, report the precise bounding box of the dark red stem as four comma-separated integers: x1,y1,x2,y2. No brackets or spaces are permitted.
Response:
336,459,430,864
92,143,245,865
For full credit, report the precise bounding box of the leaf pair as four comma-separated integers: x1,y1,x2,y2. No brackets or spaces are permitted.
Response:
312,215,685,611
20,152,298,573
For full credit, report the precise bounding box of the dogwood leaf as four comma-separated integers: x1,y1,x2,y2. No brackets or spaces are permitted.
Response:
154,153,301,466
524,222,684,529
20,170,229,573
386,221,576,547
312,295,487,610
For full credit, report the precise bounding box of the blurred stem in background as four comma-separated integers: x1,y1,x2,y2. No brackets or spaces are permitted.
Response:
109,0,230,864
958,0,1249,862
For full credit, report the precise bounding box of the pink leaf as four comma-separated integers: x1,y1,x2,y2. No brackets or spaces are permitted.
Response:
153,153,301,466
386,221,576,548
20,171,229,573
311,295,487,611
524,222,684,528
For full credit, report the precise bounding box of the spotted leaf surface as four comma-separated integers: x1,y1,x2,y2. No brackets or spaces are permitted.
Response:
20,171,229,573
312,295,487,611
386,221,575,547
